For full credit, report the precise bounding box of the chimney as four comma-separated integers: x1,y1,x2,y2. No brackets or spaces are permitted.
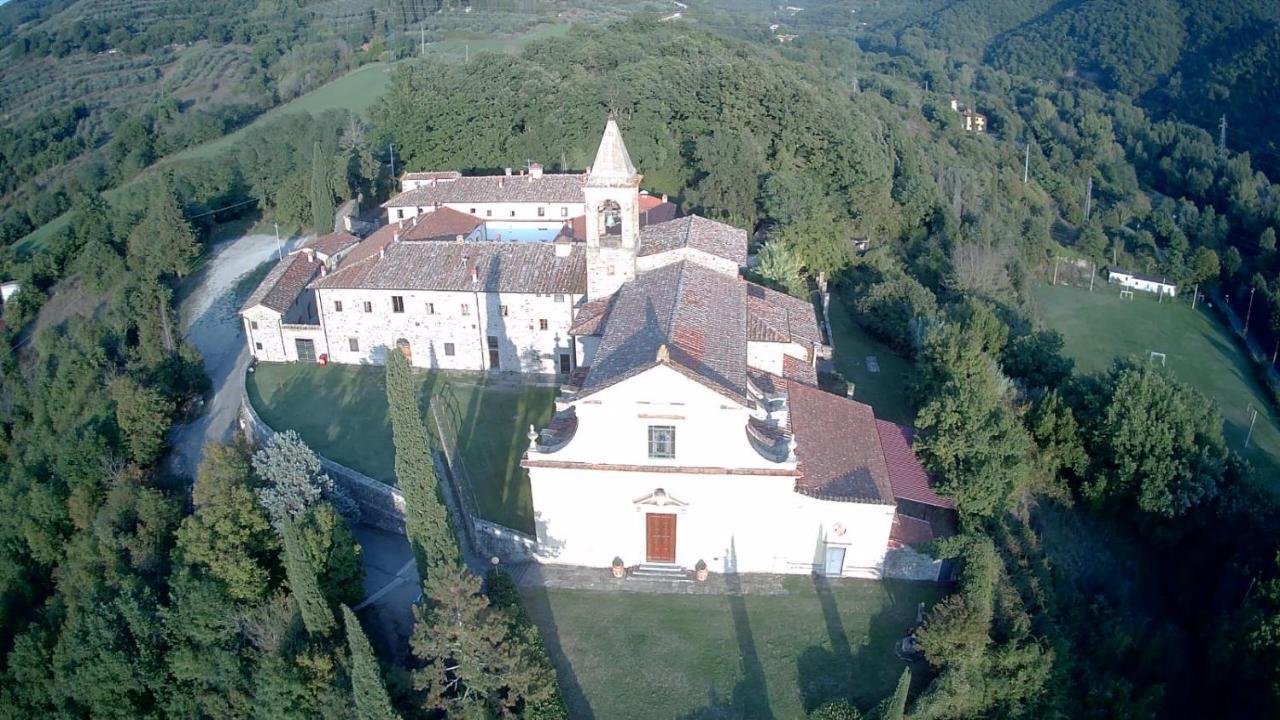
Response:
379,245,387,260
470,263,479,284
530,162,543,178
393,232,400,243
505,167,512,176
498,177,505,189
661,193,668,203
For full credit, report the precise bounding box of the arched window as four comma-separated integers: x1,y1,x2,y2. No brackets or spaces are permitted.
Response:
597,199,622,247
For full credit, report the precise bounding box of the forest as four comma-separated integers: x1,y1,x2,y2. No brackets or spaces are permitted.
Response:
4,3,1280,718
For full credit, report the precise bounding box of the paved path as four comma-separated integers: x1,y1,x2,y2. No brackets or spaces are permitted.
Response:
507,562,799,596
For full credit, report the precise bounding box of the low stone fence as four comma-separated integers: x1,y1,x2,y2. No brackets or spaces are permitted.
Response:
883,547,947,582
472,517,547,565
239,398,407,534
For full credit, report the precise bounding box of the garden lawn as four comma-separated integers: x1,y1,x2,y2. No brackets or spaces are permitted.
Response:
828,295,915,425
1035,283,1280,484
245,362,554,532
521,578,941,719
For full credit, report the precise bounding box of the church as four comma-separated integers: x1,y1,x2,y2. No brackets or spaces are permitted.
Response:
240,118,953,579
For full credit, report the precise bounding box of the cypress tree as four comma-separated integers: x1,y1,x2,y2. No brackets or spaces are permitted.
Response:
282,521,335,636
876,667,910,720
385,350,459,577
341,605,401,720
311,140,335,234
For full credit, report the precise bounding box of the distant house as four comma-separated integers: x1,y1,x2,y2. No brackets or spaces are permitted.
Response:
1109,268,1177,297
0,281,19,306
961,108,987,133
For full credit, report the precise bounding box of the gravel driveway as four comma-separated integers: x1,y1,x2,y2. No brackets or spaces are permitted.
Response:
167,231,304,479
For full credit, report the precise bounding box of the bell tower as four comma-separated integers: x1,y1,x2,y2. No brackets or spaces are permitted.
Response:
584,116,642,299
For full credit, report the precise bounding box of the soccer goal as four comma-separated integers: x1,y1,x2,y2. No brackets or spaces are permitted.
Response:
1149,351,1166,366
1120,289,1135,300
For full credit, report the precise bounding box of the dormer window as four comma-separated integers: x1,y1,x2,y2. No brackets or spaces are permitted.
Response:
648,425,675,459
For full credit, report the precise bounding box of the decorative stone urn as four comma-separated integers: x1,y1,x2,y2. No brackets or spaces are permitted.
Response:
611,557,625,578
695,559,709,582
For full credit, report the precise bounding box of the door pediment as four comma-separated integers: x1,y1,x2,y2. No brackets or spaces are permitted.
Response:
632,487,688,508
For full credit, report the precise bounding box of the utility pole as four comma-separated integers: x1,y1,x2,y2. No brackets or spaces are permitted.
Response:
1023,142,1030,185
274,222,282,260
1245,286,1257,338
389,143,396,181
1089,262,1095,291
1192,283,1199,310
1219,114,1228,161
465,43,469,62
1052,256,1060,285
1272,337,1278,366
1084,177,1093,223
1246,404,1259,449
421,25,425,57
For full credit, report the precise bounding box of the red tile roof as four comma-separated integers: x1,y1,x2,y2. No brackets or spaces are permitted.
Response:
241,252,322,314
783,354,818,385
788,380,895,504
305,230,359,257
385,172,587,206
313,240,585,294
400,207,483,242
746,283,823,347
889,514,935,548
638,216,749,267
569,293,616,336
875,420,955,509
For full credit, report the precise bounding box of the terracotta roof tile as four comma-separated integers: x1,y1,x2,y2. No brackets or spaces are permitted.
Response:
638,216,749,266
241,252,322,314
312,240,585,294
580,261,748,401
889,514,935,548
385,173,587,207
783,354,818,385
875,420,955,509
788,381,895,504
400,207,483,242
569,293,616,336
746,283,823,346
305,230,360,257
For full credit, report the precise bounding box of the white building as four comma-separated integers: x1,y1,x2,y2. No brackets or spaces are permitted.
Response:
241,118,954,577
1109,268,1177,297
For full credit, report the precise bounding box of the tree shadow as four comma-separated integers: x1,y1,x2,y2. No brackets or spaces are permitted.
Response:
518,585,596,720
796,577,924,713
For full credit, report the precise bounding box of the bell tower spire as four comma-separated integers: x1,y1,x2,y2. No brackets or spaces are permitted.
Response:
584,115,642,299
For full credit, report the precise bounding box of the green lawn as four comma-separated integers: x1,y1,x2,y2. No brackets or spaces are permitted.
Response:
521,578,941,719
828,296,915,425
1035,283,1280,483
245,362,555,531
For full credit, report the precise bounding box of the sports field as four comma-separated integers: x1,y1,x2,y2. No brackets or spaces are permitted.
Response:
1035,283,1280,483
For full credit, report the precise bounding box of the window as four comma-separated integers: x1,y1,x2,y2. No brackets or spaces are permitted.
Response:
487,335,499,347
444,343,455,356
500,305,509,317
334,300,343,312
509,210,516,218
537,206,546,217
392,296,405,313
255,342,263,350
470,208,476,214
539,319,549,331
554,294,564,303
486,210,492,217
648,426,676,459
425,302,435,314
607,265,616,276
397,208,404,220
348,337,359,352
461,304,471,316
560,206,569,217
363,301,373,313
250,320,259,330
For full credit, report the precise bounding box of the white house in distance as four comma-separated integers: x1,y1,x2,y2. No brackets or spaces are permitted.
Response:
240,118,954,578
1109,267,1177,297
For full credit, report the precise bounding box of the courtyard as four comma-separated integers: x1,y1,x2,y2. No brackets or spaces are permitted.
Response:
245,362,555,532
1035,283,1280,483
520,577,942,719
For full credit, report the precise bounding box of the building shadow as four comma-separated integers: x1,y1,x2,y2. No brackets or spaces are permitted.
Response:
517,585,596,720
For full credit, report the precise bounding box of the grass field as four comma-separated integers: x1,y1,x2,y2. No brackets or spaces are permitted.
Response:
1035,283,1280,482
828,295,915,425
245,362,554,531
521,578,941,719
422,22,570,60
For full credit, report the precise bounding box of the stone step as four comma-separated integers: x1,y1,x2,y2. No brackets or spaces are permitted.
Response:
630,564,692,581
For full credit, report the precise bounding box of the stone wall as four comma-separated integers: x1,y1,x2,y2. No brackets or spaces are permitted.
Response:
882,547,946,582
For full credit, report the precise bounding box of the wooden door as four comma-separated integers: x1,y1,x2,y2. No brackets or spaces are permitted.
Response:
559,353,571,374
645,513,677,563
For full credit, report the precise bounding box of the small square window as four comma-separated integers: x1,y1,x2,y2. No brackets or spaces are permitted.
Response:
509,210,516,218
648,425,676,459
348,337,359,352
461,304,471,316
255,342,263,350
486,210,492,217
425,302,435,314
554,294,564,303
487,335,499,347
392,296,405,313
560,206,568,217
501,305,509,317
250,320,259,330
334,300,343,312
444,343,455,356
470,208,476,214
537,206,546,217
363,301,373,313
397,208,404,220
539,319,549,331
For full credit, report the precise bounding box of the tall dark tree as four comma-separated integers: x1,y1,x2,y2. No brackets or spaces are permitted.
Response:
126,173,199,280
311,140,335,235
385,350,459,576
342,605,401,720
281,521,335,637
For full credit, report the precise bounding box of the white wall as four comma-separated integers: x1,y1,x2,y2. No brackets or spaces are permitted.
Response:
244,307,286,361
386,200,586,225
637,247,739,277
746,340,810,376
315,287,582,372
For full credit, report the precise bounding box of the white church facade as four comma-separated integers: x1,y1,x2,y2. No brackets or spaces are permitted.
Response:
241,118,954,579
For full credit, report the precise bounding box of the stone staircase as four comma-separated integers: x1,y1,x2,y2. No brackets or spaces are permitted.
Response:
629,563,692,582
